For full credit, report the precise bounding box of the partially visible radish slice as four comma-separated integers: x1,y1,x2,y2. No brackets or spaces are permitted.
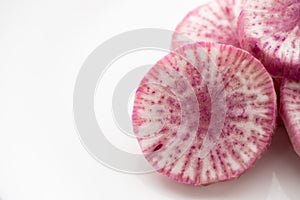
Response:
172,0,245,49
132,42,277,186
238,0,300,80
280,80,300,156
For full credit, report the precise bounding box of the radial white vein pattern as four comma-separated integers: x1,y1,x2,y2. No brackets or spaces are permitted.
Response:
132,42,276,186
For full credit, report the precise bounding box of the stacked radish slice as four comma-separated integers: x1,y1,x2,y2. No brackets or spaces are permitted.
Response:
172,0,245,49
280,80,300,157
238,0,300,80
132,0,300,186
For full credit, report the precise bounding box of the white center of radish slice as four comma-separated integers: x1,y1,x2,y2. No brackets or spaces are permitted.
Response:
199,80,227,158
184,49,228,159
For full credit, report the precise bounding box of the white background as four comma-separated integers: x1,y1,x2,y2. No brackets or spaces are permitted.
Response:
0,0,300,199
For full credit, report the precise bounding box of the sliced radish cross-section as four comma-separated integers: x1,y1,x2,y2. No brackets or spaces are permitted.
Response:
238,0,300,80
172,0,245,49
132,42,277,186
280,80,300,156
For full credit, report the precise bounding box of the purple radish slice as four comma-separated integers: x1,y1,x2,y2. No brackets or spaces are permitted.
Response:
132,42,277,186
172,0,245,49
280,80,300,156
238,0,300,80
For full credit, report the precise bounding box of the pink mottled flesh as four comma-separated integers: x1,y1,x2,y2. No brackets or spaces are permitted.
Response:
172,0,245,49
238,0,300,80
132,42,277,186
280,80,300,156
